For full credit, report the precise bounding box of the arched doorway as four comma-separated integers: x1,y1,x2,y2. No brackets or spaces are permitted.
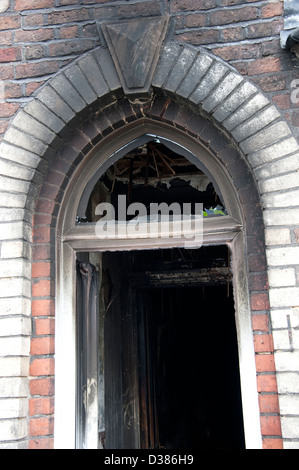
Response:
1,33,289,448
76,136,244,449
55,119,261,449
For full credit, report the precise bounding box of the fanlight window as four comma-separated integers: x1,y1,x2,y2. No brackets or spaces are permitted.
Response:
78,139,227,225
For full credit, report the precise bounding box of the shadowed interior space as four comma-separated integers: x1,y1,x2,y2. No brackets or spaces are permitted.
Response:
100,247,245,449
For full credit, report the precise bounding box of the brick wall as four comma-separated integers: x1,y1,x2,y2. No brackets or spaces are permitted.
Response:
0,1,298,140
0,0,299,449
172,0,299,140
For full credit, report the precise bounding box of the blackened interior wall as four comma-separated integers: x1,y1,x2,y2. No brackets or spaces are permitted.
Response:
141,284,245,449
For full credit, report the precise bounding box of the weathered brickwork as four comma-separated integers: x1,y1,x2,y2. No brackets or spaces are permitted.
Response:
0,0,298,450
0,1,296,138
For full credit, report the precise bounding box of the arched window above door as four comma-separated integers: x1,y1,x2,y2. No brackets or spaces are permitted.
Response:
62,123,243,252
83,138,227,225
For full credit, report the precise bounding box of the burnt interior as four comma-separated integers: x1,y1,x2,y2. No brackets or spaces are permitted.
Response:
141,285,245,450
85,140,226,222
101,246,245,450
79,141,245,449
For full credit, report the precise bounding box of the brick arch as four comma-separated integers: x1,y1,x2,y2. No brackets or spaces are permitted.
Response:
1,40,293,448
32,103,278,449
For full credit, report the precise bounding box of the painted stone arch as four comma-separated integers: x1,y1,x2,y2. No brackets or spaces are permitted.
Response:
3,40,296,241
1,37,297,449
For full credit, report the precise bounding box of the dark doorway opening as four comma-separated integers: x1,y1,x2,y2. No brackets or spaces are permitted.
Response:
137,285,245,449
101,246,245,449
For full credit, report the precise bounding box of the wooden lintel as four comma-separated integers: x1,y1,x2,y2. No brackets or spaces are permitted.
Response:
128,267,232,288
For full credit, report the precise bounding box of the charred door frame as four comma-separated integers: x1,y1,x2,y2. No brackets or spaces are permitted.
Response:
55,119,262,449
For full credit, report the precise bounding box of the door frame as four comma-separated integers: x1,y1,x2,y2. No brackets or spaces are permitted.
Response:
54,120,262,449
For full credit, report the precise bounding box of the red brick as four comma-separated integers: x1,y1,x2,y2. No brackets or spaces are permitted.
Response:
28,437,54,449
0,31,13,46
26,81,44,96
251,314,269,332
47,8,89,25
32,279,52,298
49,39,95,57
0,121,8,135
23,14,44,28
59,25,79,39
170,0,216,11
39,182,61,200
30,378,54,396
45,169,66,187
246,19,282,39
255,353,276,372
31,299,55,317
261,2,283,18
0,46,21,62
254,74,286,92
25,44,45,60
250,293,270,311
30,337,55,356
0,15,21,31
230,60,246,74
177,29,219,45
211,6,258,25
261,38,281,56
4,83,22,99
260,415,282,436
29,417,54,437
32,262,51,278
32,213,53,226
213,43,259,61
259,394,280,414
34,198,56,214
0,102,19,118
29,397,54,416
35,318,55,336
0,64,13,80
221,26,244,42
249,272,269,292
32,244,51,262
117,1,161,17
15,60,60,79
30,358,55,376
15,28,54,43
262,438,283,449
15,0,54,9
33,227,51,244
273,93,291,110
257,374,278,393
185,13,206,27
254,334,274,353
247,56,282,75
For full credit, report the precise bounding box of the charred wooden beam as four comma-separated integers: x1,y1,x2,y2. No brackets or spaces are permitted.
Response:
128,267,232,288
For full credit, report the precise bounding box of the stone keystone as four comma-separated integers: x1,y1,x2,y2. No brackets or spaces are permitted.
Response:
100,16,169,95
